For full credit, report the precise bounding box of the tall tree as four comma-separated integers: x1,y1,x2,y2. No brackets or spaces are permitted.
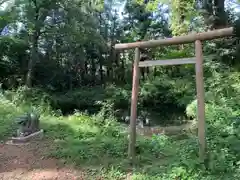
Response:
135,0,196,35
202,0,227,29
13,0,63,87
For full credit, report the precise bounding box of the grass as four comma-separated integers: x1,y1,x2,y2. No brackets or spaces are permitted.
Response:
0,94,239,180
0,95,171,178
0,95,22,140
42,113,182,179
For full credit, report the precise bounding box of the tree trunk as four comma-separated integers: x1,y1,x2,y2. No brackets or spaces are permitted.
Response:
26,30,39,88
121,53,126,83
153,67,157,77
203,0,227,29
139,49,150,80
107,48,115,82
213,0,227,29
79,60,86,84
25,1,45,88
91,58,96,85
69,71,73,91
99,56,104,83
83,60,88,85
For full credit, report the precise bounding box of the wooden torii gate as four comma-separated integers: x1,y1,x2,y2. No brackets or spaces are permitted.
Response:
114,27,234,163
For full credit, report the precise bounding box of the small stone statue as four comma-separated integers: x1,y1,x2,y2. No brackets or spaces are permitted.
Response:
15,111,40,137
139,110,151,126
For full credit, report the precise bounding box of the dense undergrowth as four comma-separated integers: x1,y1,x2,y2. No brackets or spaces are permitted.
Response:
0,60,240,179
0,50,240,180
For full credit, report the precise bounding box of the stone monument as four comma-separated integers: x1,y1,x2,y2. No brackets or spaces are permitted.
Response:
8,111,43,144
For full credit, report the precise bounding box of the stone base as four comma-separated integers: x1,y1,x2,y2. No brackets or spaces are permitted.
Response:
8,129,44,145
5,140,30,146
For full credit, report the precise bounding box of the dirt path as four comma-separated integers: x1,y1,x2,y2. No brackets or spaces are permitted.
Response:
0,141,86,180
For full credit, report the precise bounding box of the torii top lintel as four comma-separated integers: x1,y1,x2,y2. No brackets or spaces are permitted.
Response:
115,27,233,50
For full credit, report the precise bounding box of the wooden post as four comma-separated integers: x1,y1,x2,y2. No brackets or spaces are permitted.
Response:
115,27,233,50
195,40,206,161
128,48,140,163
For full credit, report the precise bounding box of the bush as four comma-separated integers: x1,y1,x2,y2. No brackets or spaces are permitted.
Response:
185,67,240,177
4,86,54,115
0,94,23,139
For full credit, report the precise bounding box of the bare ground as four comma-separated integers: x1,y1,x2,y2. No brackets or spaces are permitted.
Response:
0,141,87,180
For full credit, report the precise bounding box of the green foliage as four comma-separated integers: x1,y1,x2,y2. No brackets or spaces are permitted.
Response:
4,86,54,115
184,57,240,179
136,0,197,35
0,36,28,85
0,87,240,179
0,95,22,140
0,0,240,179
169,0,197,35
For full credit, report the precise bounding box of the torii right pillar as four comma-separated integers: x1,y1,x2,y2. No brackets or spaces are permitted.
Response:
195,40,206,162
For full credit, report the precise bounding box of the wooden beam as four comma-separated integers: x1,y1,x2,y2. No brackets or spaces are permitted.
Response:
195,40,206,162
128,47,140,164
115,27,233,50
139,57,196,67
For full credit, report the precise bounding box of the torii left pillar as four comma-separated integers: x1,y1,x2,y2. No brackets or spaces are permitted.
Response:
128,47,140,164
